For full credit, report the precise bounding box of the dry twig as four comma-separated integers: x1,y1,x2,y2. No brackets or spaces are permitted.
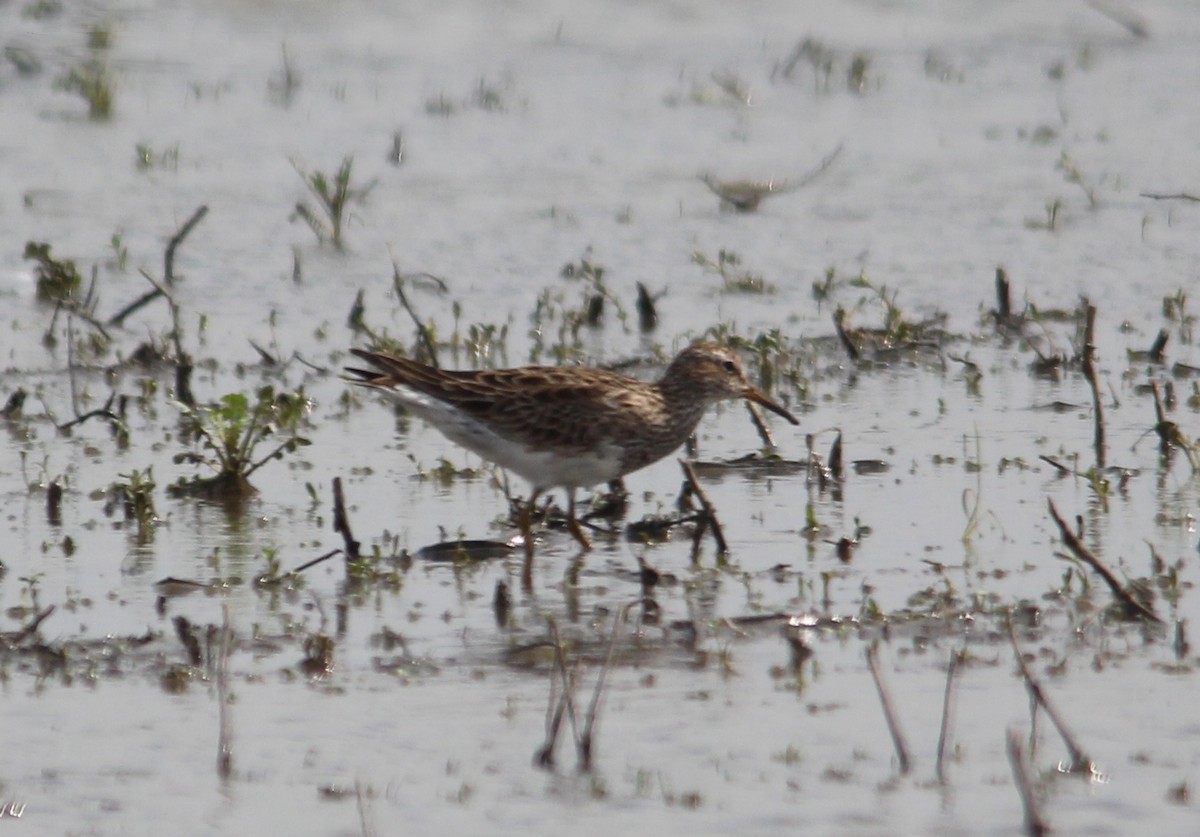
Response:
865,642,911,774
1006,613,1093,772
1047,499,1160,622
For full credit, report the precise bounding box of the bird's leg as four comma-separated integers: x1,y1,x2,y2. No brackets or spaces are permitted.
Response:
566,489,592,552
519,490,541,561
519,490,541,593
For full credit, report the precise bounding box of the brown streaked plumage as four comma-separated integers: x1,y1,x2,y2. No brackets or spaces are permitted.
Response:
346,342,798,552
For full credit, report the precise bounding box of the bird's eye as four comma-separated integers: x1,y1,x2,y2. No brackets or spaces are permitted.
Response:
722,359,737,373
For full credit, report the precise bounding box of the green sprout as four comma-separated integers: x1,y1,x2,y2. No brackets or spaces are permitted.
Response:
290,156,376,250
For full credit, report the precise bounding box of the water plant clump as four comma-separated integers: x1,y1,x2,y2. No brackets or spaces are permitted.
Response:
25,241,83,303
169,385,312,497
56,58,114,120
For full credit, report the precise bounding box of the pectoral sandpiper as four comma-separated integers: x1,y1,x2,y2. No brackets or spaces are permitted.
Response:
346,343,798,552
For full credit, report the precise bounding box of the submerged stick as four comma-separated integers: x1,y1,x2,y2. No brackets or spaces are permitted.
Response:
216,603,234,780
1006,614,1092,773
1006,728,1050,837
1080,305,1106,468
332,477,361,561
579,601,639,770
935,649,962,785
1047,499,1160,622
865,642,911,774
1140,191,1200,202
534,619,582,768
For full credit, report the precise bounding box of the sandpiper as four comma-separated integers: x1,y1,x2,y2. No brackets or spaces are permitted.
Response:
346,342,799,551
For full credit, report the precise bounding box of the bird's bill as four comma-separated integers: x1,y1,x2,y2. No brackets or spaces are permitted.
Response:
742,387,800,425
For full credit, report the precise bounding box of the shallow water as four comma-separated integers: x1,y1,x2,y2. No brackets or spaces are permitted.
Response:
1,0,1199,834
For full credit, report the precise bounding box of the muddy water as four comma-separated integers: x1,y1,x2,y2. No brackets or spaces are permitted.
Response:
1,1,1199,834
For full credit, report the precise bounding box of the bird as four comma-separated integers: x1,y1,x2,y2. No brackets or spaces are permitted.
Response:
700,173,797,212
345,342,799,553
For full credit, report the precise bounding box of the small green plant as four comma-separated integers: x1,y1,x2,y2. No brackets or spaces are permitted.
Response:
57,58,113,120
170,386,312,496
290,156,376,250
849,272,904,339
811,266,845,310
1025,198,1062,231
86,22,112,50
1057,151,1098,208
135,142,179,171
14,573,44,619
108,231,128,271
692,248,773,294
107,467,158,543
1163,288,1194,343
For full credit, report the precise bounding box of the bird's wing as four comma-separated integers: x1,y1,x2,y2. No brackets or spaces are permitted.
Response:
347,350,654,453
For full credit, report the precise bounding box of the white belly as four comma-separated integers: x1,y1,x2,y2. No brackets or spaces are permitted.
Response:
386,387,626,491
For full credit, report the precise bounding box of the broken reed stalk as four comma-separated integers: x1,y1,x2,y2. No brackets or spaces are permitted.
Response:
995,267,1012,324
10,604,55,644
1005,614,1092,773
290,548,343,575
56,390,123,433
332,477,361,561
578,600,640,771
680,459,728,555
1147,329,1169,363
46,479,62,525
535,672,568,768
935,649,962,786
355,779,376,837
833,307,860,363
1037,454,1072,476
109,205,209,326
164,204,209,285
534,619,582,768
1047,499,1161,622
1080,304,1106,468
1005,727,1050,837
1151,380,1169,456
216,603,234,780
139,269,195,406
828,431,843,481
391,262,439,366
865,641,911,775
